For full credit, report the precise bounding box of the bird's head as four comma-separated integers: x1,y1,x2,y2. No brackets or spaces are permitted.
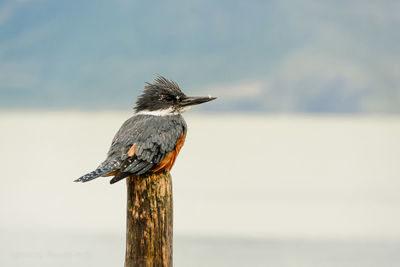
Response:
134,76,216,115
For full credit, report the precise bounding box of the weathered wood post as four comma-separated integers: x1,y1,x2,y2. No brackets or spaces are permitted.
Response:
125,171,173,267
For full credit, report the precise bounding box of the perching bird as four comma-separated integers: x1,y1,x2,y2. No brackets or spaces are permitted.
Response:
74,76,216,184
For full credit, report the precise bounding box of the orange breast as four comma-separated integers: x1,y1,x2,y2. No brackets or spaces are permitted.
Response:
152,132,186,173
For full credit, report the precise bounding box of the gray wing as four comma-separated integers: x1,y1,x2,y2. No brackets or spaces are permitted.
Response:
75,114,187,184
108,114,187,183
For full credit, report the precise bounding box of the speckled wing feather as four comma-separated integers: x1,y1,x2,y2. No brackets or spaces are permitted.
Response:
108,114,187,183
75,114,186,183
74,159,120,183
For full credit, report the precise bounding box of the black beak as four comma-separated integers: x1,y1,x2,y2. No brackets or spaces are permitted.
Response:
180,96,217,107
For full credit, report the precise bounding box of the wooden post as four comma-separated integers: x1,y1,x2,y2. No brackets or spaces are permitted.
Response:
125,171,173,267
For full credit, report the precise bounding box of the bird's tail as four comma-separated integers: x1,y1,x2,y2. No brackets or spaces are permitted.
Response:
74,167,113,183
109,172,131,184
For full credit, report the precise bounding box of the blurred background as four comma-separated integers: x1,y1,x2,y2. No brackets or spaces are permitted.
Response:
1,0,399,266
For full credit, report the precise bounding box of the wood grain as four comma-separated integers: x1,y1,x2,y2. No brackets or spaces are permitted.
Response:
125,172,173,267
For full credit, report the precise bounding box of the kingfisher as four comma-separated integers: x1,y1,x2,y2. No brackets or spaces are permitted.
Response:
74,76,216,184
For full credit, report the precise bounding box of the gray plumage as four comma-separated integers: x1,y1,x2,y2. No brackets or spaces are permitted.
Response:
74,114,186,184
75,160,120,183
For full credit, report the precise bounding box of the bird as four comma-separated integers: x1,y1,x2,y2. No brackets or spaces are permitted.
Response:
74,76,216,184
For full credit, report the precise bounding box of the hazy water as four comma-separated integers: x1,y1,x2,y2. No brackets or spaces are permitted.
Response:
2,230,399,267
0,111,399,266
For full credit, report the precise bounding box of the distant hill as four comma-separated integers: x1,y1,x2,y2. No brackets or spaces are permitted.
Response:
0,0,399,112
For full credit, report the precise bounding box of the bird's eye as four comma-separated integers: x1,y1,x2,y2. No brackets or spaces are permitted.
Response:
164,95,174,102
